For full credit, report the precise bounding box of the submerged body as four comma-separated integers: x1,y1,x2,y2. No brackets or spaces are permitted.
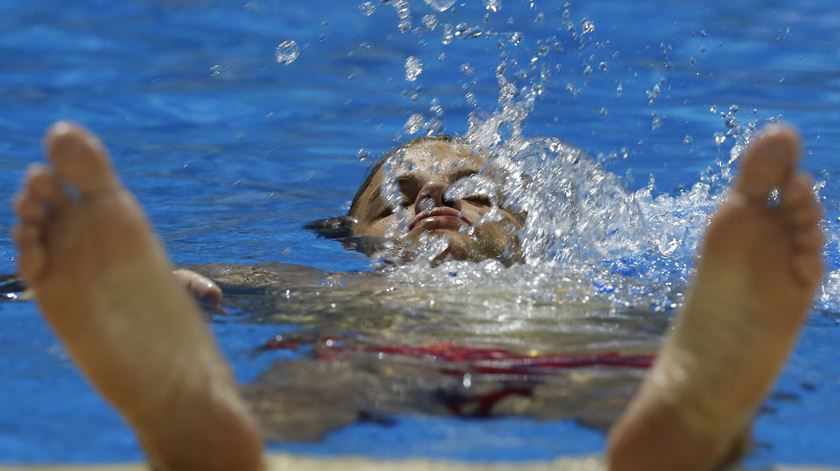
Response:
11,123,824,470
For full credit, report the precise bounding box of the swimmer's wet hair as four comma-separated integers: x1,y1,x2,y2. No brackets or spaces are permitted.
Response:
304,134,458,241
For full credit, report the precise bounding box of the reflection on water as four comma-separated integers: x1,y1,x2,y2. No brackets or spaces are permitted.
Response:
199,262,669,441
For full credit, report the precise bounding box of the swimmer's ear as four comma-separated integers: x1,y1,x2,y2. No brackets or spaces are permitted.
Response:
303,216,355,239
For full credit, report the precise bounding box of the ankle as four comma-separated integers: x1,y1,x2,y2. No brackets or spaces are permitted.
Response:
608,387,722,471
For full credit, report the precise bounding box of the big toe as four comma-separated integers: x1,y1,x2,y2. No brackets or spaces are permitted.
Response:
735,125,801,202
45,122,119,195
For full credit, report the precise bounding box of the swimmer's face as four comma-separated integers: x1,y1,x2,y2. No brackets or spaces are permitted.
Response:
350,139,524,265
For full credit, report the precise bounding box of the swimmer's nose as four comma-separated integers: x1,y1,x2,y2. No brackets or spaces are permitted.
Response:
414,181,462,213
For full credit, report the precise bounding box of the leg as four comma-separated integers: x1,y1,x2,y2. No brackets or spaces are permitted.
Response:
13,122,263,471
607,126,824,470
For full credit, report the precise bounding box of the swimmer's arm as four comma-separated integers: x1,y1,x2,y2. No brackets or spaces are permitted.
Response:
174,262,383,306
0,270,227,306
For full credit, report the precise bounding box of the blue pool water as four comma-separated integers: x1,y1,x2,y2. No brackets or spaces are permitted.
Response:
1,0,840,467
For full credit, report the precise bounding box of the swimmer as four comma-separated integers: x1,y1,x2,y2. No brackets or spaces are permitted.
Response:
11,123,823,470
166,135,526,306
338,134,525,265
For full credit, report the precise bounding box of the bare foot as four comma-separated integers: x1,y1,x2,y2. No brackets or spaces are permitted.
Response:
607,126,824,470
13,122,263,471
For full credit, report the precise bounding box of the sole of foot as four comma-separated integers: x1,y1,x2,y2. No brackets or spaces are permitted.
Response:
607,125,824,470
13,122,263,471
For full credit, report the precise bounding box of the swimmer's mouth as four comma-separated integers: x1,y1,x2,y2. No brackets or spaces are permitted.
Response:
408,207,470,232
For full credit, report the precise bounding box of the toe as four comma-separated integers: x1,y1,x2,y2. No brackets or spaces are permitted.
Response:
793,226,825,252
13,223,46,283
780,172,824,229
15,165,69,223
45,122,119,196
13,223,41,249
792,253,824,289
14,191,47,224
25,164,70,208
735,125,801,203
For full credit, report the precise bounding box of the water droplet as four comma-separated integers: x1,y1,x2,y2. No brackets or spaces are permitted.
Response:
424,0,456,12
724,117,737,129
405,56,423,82
499,83,516,103
359,1,377,16
275,40,300,64
405,113,425,134
581,18,596,34
442,23,454,45
651,113,663,130
422,14,438,30
390,0,412,32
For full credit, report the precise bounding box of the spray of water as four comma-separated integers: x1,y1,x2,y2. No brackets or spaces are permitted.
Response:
359,0,833,315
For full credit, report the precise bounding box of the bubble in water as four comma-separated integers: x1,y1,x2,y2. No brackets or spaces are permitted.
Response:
600,107,608,116
683,135,693,144
709,104,717,113
599,61,608,72
358,148,370,162
484,0,501,13
509,31,523,45
583,64,593,76
615,81,623,97
422,14,438,30
714,132,726,145
424,0,456,12
275,40,300,64
459,63,475,76
209,64,222,76
405,56,423,82
405,113,425,134
581,18,596,34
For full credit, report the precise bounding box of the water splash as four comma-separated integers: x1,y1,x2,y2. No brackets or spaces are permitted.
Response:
423,0,456,12
359,0,832,317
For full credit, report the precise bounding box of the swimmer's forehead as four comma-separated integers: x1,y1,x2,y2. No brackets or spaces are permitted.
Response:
387,140,484,176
